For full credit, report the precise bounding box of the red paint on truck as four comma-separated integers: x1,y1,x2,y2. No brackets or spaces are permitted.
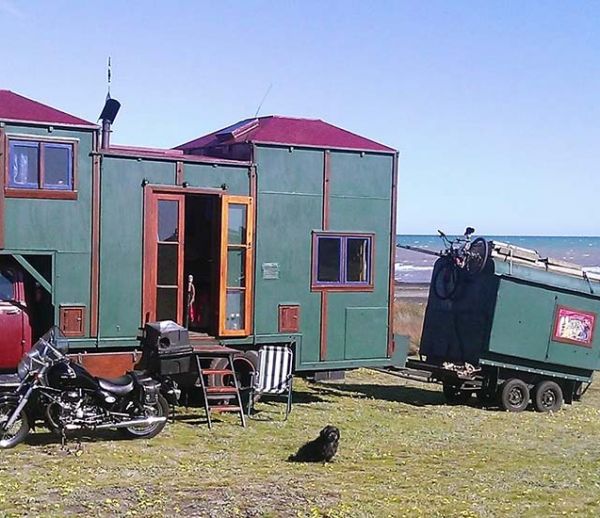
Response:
0,267,32,370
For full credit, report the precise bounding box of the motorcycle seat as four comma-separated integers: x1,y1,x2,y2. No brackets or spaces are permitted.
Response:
97,374,135,395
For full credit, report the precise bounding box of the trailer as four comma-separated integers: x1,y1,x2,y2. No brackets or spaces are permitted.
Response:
0,90,405,385
398,240,600,412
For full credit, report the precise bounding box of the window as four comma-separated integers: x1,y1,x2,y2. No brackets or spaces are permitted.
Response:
5,137,76,199
312,232,374,290
0,270,15,301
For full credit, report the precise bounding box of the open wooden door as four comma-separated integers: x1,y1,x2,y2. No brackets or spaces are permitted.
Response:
218,195,254,336
143,192,185,324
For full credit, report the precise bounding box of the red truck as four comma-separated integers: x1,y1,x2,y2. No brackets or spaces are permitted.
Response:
0,262,33,372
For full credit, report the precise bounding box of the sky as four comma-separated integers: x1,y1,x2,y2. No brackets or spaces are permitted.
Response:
1,1,598,236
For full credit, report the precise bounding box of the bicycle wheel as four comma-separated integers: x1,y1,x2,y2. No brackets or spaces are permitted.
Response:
433,259,459,300
465,237,489,275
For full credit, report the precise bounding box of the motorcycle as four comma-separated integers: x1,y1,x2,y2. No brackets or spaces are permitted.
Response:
0,327,168,448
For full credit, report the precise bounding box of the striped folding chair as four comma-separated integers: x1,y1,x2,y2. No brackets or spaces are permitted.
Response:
247,345,294,420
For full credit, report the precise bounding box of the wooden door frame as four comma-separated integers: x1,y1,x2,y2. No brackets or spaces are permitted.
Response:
142,187,194,324
218,195,254,337
142,185,255,334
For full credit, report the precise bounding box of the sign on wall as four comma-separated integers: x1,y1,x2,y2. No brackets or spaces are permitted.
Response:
553,306,596,347
262,263,280,280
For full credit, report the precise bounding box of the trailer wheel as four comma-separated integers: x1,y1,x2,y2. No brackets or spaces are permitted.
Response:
500,379,530,412
533,380,563,413
207,351,257,389
442,383,471,404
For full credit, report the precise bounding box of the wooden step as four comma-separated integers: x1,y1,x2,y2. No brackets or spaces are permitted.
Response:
206,394,237,405
209,405,243,413
194,352,247,428
206,386,239,394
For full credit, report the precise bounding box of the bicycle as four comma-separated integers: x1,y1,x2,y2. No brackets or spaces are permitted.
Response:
432,227,489,300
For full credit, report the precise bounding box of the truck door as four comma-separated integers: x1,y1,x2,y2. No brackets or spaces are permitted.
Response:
0,268,26,369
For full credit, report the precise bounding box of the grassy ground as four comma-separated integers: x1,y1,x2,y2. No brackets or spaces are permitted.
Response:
2,369,600,517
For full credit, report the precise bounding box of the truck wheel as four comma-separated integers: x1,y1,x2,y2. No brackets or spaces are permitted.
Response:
442,383,471,404
0,401,30,449
533,380,563,413
500,379,530,412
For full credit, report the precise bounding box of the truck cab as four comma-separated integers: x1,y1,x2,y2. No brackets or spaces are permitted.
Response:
0,263,32,371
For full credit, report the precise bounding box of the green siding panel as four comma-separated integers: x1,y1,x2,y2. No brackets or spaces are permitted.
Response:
256,147,324,195
184,163,249,195
253,193,322,364
326,196,391,362
3,125,94,335
329,152,393,199
254,146,324,365
488,280,557,363
488,278,600,371
344,307,388,359
99,158,173,338
254,146,394,368
4,128,92,252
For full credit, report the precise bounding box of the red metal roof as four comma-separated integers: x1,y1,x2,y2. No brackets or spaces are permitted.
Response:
0,90,95,127
176,116,396,153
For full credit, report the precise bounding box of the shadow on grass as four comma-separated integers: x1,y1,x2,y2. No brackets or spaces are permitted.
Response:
25,428,134,447
319,382,500,410
319,382,448,407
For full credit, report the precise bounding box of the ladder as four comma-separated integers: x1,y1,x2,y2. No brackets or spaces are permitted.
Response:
194,350,247,429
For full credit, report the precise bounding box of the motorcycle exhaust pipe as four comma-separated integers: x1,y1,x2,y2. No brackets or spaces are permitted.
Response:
64,416,167,431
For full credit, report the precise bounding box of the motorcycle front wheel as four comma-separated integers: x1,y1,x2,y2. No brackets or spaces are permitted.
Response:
121,394,169,440
0,400,30,449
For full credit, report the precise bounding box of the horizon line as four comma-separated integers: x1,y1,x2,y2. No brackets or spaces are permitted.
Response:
396,233,600,238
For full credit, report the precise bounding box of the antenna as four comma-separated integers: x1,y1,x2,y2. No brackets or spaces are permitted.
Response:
254,83,273,118
99,56,121,148
107,56,112,99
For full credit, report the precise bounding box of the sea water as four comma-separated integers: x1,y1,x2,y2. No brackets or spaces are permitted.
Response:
396,235,600,284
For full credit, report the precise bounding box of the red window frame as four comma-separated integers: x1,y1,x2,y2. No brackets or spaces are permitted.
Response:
311,231,375,292
3,135,78,200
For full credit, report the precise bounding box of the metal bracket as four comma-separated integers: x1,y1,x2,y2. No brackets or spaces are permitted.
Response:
12,254,52,295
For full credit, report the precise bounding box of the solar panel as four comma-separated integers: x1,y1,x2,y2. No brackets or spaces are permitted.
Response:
215,118,259,141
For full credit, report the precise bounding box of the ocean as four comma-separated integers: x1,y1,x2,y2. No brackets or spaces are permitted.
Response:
395,235,600,284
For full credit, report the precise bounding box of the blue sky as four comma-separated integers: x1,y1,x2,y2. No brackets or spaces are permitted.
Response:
1,1,598,236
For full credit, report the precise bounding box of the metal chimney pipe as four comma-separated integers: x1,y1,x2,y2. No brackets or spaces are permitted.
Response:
99,97,121,149
101,118,112,149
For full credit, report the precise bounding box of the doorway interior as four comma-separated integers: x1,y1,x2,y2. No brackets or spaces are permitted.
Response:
143,188,253,338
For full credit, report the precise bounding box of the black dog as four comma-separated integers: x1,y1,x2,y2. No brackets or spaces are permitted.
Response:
288,425,340,463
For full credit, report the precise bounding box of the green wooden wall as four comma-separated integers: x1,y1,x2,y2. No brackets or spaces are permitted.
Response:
2,124,94,343
97,157,249,345
1,124,396,370
253,145,394,369
253,147,324,364
328,152,392,363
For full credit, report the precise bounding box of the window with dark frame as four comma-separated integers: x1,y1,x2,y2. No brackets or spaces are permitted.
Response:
312,232,373,289
6,138,75,195
0,270,15,301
